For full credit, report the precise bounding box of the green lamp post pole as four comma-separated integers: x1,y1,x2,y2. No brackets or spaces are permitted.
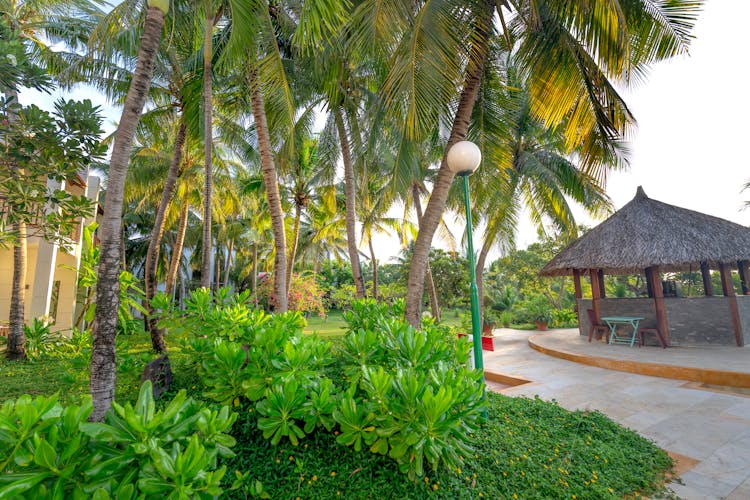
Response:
461,174,484,374
446,141,484,378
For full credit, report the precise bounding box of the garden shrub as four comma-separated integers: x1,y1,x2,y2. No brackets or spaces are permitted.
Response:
154,288,336,447
327,283,357,310
158,291,485,482
0,381,236,499
335,299,486,479
255,273,326,316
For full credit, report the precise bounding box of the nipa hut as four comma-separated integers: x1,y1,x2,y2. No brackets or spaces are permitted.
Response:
541,187,750,347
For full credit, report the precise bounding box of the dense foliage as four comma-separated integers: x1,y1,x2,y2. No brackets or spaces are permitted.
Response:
0,381,235,498
153,290,486,480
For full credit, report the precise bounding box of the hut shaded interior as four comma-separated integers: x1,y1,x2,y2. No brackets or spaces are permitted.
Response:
541,187,750,347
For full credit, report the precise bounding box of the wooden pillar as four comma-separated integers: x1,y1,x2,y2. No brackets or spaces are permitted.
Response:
701,261,713,296
737,260,750,295
597,269,606,298
590,269,602,325
573,269,583,299
573,269,583,315
719,262,744,347
645,266,670,346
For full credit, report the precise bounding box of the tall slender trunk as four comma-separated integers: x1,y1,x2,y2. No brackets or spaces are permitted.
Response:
166,197,188,298
286,203,302,297
368,238,378,300
224,238,234,287
90,5,165,422
476,237,492,325
334,108,365,298
5,87,26,360
144,117,186,351
249,69,287,312
200,8,214,289
8,223,27,360
213,242,221,291
405,1,494,327
251,242,258,305
412,184,440,321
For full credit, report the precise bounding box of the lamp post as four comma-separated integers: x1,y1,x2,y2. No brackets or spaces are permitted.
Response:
446,141,484,378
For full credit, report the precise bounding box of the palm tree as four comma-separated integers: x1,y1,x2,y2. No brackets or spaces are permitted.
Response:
351,0,701,326
217,0,347,312
90,0,169,422
358,179,411,300
460,47,618,323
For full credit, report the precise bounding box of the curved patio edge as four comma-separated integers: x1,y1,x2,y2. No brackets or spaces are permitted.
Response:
528,334,750,389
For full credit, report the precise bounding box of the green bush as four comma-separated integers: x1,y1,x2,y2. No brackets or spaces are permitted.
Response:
336,300,485,479
156,288,336,448
328,284,358,310
0,381,236,499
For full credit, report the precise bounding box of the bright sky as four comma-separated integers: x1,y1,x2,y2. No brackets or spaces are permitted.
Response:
18,1,749,267
557,0,750,248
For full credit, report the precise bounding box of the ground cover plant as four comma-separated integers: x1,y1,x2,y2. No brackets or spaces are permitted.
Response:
1,292,673,498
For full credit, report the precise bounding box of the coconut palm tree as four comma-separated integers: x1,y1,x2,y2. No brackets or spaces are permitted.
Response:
90,0,169,422
350,0,702,326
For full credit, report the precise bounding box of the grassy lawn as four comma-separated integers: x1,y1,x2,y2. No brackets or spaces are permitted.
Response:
305,307,466,338
224,393,673,499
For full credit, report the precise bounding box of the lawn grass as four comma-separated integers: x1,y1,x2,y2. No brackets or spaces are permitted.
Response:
223,393,673,499
0,328,192,406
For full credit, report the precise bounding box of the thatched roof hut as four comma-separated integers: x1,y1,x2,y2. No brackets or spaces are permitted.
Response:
541,187,750,347
541,186,750,277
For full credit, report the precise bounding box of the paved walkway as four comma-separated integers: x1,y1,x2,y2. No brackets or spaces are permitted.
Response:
482,329,750,500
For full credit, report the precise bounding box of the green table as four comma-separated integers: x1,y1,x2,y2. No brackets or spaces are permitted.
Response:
601,316,644,347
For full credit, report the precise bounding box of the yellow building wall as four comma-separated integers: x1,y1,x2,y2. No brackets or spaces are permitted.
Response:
0,243,39,325
52,249,79,333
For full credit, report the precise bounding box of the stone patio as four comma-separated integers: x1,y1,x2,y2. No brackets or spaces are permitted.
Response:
482,328,750,499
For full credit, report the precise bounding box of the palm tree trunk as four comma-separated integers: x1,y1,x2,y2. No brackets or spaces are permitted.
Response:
224,238,234,287
5,87,26,360
166,197,188,298
144,116,186,351
334,108,365,298
404,1,494,327
368,238,378,300
251,242,258,305
90,5,165,422
249,69,287,312
213,242,221,291
8,222,27,360
286,203,302,297
476,237,492,325
200,8,214,289
412,184,441,322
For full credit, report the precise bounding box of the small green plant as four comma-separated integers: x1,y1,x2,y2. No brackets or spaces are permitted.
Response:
23,317,57,360
0,381,237,498
524,296,554,325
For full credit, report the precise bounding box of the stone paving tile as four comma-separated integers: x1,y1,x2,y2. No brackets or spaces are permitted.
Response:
481,329,750,500
726,476,750,499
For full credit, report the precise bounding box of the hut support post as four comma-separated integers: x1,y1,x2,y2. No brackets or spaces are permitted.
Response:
701,261,713,296
597,269,606,298
573,269,582,315
719,263,744,347
645,266,670,346
590,269,602,327
737,260,750,295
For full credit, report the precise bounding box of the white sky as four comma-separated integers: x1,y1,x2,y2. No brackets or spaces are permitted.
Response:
559,0,750,246
18,1,750,267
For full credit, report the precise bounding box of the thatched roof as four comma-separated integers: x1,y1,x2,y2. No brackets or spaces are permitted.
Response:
541,186,750,277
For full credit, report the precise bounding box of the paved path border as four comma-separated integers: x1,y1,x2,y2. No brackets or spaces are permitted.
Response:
528,334,750,388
